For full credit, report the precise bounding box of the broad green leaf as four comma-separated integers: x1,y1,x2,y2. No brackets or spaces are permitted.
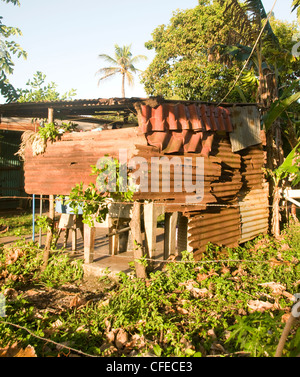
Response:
263,92,300,130
274,141,300,184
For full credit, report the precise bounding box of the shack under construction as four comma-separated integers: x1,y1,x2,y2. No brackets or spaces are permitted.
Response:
0,97,269,267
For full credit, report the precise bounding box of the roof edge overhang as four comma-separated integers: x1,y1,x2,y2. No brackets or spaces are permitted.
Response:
0,97,260,119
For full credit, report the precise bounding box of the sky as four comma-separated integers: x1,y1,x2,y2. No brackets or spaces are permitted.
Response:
0,0,298,102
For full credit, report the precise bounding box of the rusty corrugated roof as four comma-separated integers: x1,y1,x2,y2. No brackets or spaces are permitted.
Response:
137,103,234,156
0,98,144,118
139,103,233,133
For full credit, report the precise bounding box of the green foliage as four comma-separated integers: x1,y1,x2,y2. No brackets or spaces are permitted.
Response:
225,312,282,357
37,122,59,142
64,157,134,227
0,241,42,289
142,1,299,104
264,141,300,186
39,254,83,288
0,224,299,357
18,71,77,102
35,215,52,232
1,0,20,5
142,2,244,101
37,121,76,143
0,211,32,238
0,240,84,290
292,0,300,25
0,1,27,102
263,89,300,132
66,182,109,227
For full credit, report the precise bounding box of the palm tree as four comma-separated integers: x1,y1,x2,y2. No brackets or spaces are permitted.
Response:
96,44,147,98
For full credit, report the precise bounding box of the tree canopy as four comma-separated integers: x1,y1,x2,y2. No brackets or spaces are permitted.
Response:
18,71,77,102
0,0,27,102
141,0,300,103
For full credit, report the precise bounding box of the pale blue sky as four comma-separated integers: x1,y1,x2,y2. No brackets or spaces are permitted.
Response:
0,0,298,102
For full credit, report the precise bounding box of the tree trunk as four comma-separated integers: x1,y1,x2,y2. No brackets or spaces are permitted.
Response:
271,184,281,239
285,118,299,149
258,66,285,237
130,202,147,279
121,73,125,98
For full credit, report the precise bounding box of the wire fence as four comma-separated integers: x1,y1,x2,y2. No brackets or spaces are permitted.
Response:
0,193,296,267
0,194,287,210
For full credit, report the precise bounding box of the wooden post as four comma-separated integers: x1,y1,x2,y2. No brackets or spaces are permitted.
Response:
177,213,193,255
164,212,178,260
84,223,95,264
42,108,55,271
144,202,164,260
108,217,119,255
71,214,77,254
130,202,147,279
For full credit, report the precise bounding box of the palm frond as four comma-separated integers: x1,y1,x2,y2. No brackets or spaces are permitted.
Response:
114,44,132,60
218,0,279,46
130,55,148,64
125,71,135,87
292,0,300,11
95,67,120,76
98,54,118,66
96,67,121,86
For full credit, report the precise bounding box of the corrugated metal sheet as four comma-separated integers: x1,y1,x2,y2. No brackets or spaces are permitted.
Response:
187,206,241,259
0,97,259,119
238,184,269,243
24,128,145,195
21,99,268,258
0,118,40,132
210,135,243,201
133,144,222,212
229,106,261,152
0,98,142,118
239,145,265,189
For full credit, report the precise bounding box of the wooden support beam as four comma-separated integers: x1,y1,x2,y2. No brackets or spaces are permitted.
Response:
108,217,119,256
143,202,164,260
164,212,178,260
130,202,147,279
84,223,95,264
177,213,193,255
